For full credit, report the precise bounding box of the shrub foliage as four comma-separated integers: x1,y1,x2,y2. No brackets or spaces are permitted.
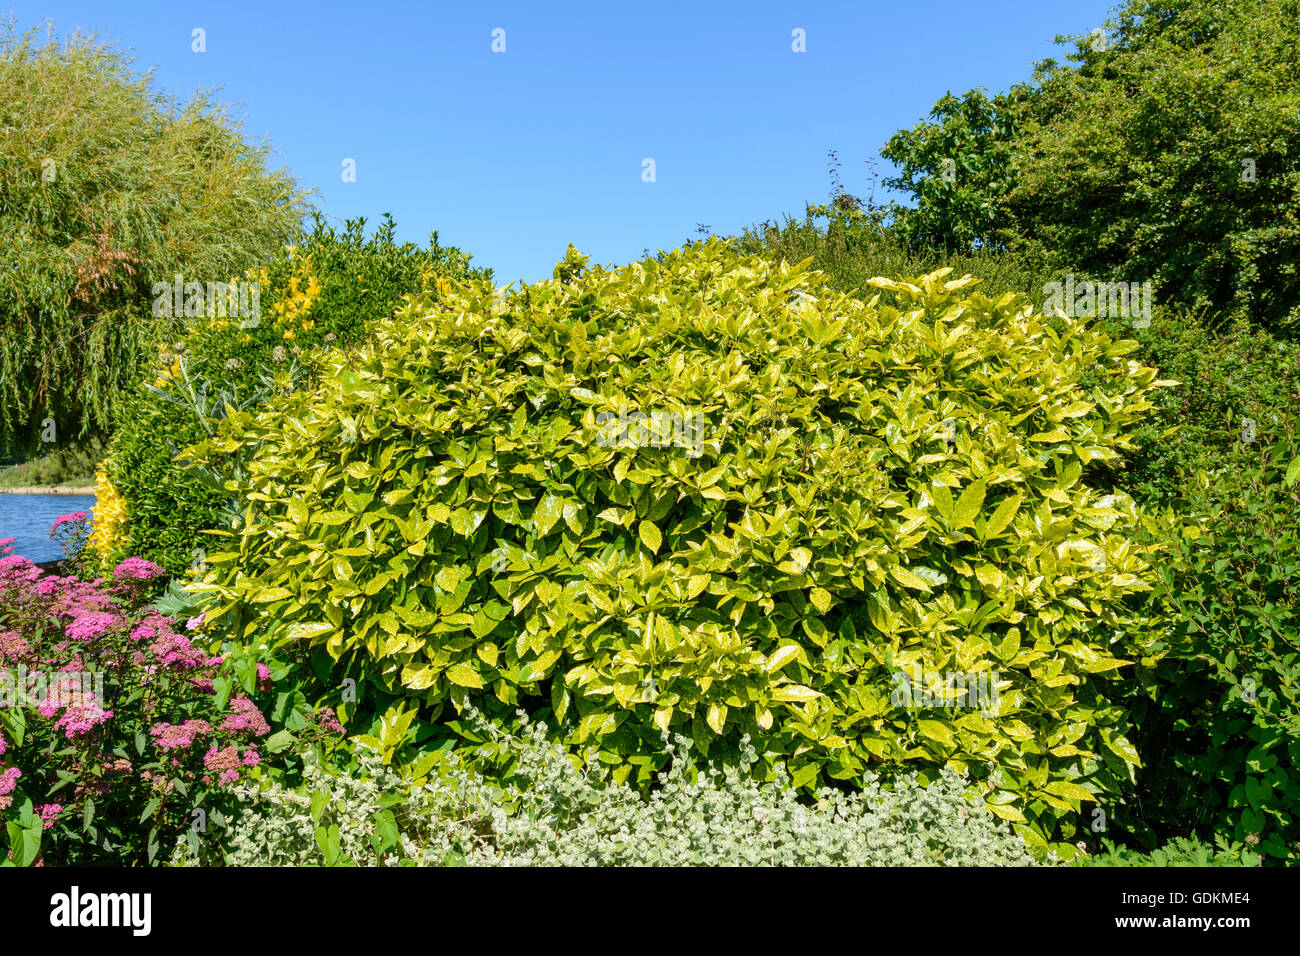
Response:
190,239,1177,857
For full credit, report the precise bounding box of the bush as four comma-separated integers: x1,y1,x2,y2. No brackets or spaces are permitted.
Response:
189,238,1178,858
730,200,1056,306
1102,311,1300,508
0,542,286,865
172,709,1041,867
1121,428,1300,862
1076,836,1261,868
881,0,1300,332
103,214,489,576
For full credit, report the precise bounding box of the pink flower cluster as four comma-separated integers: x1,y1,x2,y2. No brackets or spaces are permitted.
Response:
220,696,271,736
150,719,213,752
202,744,260,786
55,701,114,739
66,611,121,643
0,766,21,810
112,558,166,581
36,803,62,829
315,707,345,734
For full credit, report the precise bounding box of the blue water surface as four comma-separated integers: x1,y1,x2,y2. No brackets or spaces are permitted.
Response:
0,494,97,563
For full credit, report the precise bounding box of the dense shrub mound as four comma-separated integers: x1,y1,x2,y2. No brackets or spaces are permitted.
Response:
192,239,1177,857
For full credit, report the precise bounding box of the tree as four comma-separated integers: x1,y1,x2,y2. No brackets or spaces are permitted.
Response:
0,19,313,455
880,0,1300,332
880,84,1038,255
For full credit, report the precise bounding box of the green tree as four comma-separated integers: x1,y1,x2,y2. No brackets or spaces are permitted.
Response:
880,85,1037,255
881,0,1300,332
0,19,312,455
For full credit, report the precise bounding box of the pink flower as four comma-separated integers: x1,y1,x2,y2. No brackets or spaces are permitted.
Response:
242,747,261,767
55,702,113,738
150,719,213,751
0,630,31,664
66,611,120,643
203,745,245,786
112,558,166,581
186,613,205,631
36,803,62,829
148,628,206,672
314,707,345,734
219,697,270,737
189,677,216,694
256,662,271,689
50,512,89,530
0,766,21,795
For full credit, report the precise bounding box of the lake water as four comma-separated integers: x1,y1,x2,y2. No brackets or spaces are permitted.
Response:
0,494,97,563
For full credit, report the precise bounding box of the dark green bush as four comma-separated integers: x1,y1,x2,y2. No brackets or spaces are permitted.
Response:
880,0,1300,332
1102,312,1300,508
1123,427,1300,862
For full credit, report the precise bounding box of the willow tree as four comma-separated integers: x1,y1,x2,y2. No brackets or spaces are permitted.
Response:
0,19,312,456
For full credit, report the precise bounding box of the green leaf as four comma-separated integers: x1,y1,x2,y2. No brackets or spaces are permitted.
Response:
917,719,954,747
764,644,802,673
445,662,484,688
1104,733,1141,767
1043,780,1097,803
984,493,1022,538
534,493,564,536
951,479,987,529
770,684,822,703
889,566,932,592
1284,456,1300,487
638,520,663,555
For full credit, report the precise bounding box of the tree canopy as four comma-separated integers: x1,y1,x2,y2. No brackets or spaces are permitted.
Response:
0,19,313,455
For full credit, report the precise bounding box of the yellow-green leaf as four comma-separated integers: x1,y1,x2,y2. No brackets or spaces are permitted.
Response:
445,663,484,688
638,520,662,554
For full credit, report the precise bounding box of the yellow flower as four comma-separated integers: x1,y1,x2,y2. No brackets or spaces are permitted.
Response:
88,462,128,566
283,329,295,340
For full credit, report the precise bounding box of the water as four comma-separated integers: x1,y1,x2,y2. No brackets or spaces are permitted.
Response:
0,494,97,563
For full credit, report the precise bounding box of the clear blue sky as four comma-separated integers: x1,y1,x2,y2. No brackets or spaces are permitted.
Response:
11,0,1115,285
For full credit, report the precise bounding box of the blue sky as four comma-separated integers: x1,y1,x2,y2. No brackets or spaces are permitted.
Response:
11,0,1115,285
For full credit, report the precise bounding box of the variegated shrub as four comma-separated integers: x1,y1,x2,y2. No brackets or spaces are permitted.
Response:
188,238,1179,859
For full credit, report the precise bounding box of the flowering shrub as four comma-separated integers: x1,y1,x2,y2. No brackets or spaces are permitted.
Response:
46,511,94,577
87,461,128,569
0,550,280,864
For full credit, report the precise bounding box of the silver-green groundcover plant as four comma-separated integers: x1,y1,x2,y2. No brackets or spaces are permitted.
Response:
173,710,1040,866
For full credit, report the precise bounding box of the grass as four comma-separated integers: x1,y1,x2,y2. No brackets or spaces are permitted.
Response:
0,437,103,488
